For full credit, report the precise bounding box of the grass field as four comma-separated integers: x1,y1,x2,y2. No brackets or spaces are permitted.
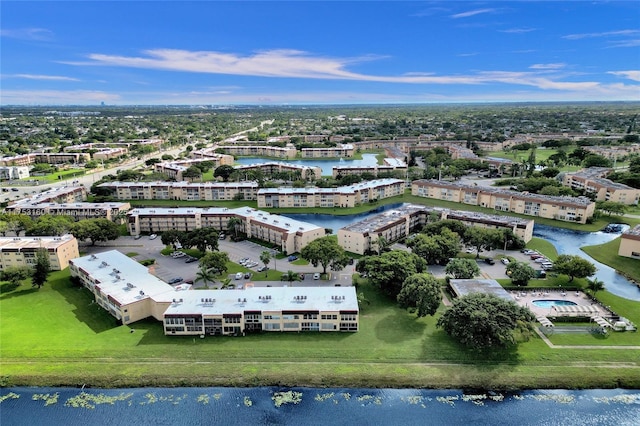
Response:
1,269,639,389
27,169,86,183
525,238,558,261
581,238,640,283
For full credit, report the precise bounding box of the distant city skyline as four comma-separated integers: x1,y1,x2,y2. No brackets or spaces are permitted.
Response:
1,1,639,105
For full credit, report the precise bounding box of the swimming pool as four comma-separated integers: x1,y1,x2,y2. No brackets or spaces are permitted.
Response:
532,300,578,308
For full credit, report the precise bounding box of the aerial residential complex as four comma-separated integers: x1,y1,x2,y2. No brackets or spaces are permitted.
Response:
0,234,79,271
69,250,359,335
127,206,325,253
257,178,405,208
618,225,640,259
338,204,534,254
412,179,596,223
211,145,297,159
99,181,260,201
154,155,234,180
560,168,640,205
235,162,322,180
332,158,407,178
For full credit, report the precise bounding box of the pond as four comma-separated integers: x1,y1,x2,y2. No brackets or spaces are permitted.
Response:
235,153,379,175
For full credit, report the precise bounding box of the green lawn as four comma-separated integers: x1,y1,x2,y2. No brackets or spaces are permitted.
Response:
581,238,640,283
1,270,639,389
525,238,558,261
27,169,86,183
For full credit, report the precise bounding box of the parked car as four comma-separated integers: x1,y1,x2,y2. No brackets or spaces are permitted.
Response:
185,257,198,263
348,258,354,265
257,266,269,272
235,272,243,280
244,272,251,279
313,273,320,280
465,247,475,254
534,257,549,263
288,255,298,262
168,277,183,284
149,234,158,240
530,254,544,260
501,258,510,265
133,235,142,240
219,233,226,240
484,258,495,265
299,273,305,280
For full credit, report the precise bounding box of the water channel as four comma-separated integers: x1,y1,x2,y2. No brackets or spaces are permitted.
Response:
2,386,639,425
281,206,640,301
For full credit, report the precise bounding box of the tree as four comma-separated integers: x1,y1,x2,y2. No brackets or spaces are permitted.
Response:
463,227,503,258
506,261,536,286
182,165,202,181
300,236,346,275
214,165,235,182
553,254,597,282
408,228,460,265
586,278,605,295
199,251,229,276
184,228,219,252
161,230,187,249
259,250,272,275
397,273,441,317
596,201,627,216
144,158,162,166
219,277,235,289
444,258,480,279
373,235,390,255
282,270,301,284
436,293,535,349
1,266,31,288
194,265,216,289
70,219,119,245
356,250,427,297
31,248,51,288
226,217,242,239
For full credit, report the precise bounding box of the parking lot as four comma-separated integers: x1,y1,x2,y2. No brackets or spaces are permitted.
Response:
83,235,547,288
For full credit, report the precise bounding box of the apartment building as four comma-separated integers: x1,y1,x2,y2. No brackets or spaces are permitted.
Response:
560,168,640,205
214,145,297,159
584,145,640,160
8,185,87,206
0,166,30,180
300,144,354,158
0,154,35,167
6,201,131,221
337,204,534,254
332,158,407,179
257,179,405,209
34,152,91,164
127,206,325,254
235,162,322,180
70,250,358,334
411,179,596,223
154,156,234,181
0,234,79,271
93,148,128,161
618,225,640,259
99,181,259,201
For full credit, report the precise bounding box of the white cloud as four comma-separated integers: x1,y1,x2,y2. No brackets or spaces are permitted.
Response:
529,63,566,70
563,29,639,40
607,39,640,48
608,71,640,82
0,28,53,41
10,74,80,82
450,8,496,19
500,28,536,34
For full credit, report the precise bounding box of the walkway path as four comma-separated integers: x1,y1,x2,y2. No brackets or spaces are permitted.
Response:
534,328,640,350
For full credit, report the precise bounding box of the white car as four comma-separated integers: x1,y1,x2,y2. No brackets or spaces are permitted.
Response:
149,234,158,240
235,272,243,280
313,273,320,280
534,257,549,263
501,258,510,265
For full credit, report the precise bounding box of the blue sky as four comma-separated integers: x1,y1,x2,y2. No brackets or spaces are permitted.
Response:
1,1,639,105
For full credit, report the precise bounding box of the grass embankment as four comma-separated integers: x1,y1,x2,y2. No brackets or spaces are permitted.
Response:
1,270,639,389
581,238,640,283
525,237,559,261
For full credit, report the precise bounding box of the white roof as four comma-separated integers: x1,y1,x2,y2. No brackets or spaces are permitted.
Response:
71,250,176,306
164,286,359,316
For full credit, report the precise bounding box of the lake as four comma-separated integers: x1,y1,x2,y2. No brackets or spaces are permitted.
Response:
235,153,379,175
2,387,639,426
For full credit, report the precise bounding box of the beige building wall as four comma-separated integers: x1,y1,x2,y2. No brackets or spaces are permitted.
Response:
0,235,79,271
618,226,640,259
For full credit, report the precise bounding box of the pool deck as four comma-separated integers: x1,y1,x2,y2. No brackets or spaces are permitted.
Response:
511,290,610,319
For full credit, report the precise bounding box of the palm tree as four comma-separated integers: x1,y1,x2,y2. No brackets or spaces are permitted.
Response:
227,217,242,239
194,266,215,289
282,270,301,285
219,277,234,289
587,278,605,295
259,250,271,276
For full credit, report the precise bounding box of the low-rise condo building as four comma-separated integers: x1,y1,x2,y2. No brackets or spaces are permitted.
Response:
154,156,234,181
332,158,407,178
257,178,405,209
411,179,595,223
300,144,354,158
618,225,640,259
0,152,90,166
213,144,297,159
70,250,358,334
235,162,322,180
7,186,87,206
0,234,79,271
98,181,259,201
127,206,325,253
560,168,640,205
92,148,128,161
0,166,30,180
338,204,534,254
